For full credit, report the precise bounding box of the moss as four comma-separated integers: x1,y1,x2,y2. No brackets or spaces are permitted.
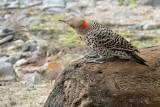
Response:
118,0,135,6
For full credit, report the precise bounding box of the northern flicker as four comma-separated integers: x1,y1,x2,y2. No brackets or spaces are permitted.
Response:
59,18,147,66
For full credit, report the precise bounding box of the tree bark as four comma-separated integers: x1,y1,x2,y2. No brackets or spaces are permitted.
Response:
44,46,160,107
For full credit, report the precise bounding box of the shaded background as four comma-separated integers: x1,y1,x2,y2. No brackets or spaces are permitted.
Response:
0,0,160,106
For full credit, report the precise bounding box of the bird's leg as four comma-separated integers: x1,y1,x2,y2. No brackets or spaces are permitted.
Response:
85,52,99,58
85,58,105,63
85,55,118,64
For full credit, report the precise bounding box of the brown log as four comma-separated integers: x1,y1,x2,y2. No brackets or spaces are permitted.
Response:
44,46,160,107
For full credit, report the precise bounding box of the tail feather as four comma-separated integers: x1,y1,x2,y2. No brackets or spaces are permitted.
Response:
131,54,148,66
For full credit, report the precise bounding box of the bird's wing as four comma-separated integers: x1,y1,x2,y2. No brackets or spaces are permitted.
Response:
97,32,138,53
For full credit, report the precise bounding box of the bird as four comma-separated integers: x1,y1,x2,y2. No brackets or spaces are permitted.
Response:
58,17,148,66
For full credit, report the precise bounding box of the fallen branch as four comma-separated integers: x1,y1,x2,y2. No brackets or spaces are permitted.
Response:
44,45,160,107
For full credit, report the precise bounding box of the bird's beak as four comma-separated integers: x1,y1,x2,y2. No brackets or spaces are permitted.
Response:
58,19,67,23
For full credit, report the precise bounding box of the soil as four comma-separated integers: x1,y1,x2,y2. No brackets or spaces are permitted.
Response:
0,82,52,107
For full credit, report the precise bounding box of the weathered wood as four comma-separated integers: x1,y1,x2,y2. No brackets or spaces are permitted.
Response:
44,46,160,107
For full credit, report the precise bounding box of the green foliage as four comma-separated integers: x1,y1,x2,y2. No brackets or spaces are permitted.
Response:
130,35,160,49
24,9,38,17
131,40,145,49
118,30,131,37
59,29,84,45
30,15,61,31
118,0,135,6
29,14,84,45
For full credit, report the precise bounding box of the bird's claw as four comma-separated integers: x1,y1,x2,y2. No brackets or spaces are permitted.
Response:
85,59,104,64
85,54,99,58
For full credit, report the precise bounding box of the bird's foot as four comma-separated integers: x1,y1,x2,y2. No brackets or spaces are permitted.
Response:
85,57,119,64
85,53,99,58
85,58,105,64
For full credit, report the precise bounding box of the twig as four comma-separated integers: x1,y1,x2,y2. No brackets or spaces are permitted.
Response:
0,31,15,37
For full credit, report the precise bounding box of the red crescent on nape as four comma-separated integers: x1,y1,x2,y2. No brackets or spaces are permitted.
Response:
79,19,88,29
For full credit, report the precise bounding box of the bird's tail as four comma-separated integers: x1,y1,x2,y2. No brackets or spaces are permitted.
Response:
131,54,148,66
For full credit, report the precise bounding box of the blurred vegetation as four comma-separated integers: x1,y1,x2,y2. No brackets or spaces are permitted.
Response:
60,30,84,45
24,8,160,49
25,11,84,45
118,30,160,48
118,0,135,6
24,9,38,17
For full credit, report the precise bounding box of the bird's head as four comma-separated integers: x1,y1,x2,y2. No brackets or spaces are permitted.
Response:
58,18,88,30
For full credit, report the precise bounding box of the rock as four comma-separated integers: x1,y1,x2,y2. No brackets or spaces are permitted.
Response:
43,0,65,7
8,40,24,51
14,40,24,48
42,0,65,12
22,39,37,52
0,26,14,36
20,66,45,73
0,35,13,44
0,61,15,75
114,11,132,20
0,61,16,82
44,46,160,107
42,62,49,71
65,2,81,13
7,1,20,8
48,8,65,13
143,22,160,30
0,56,9,62
4,14,12,19
14,59,28,67
21,45,30,52
128,22,160,30
22,72,42,88
27,51,41,63
6,53,21,64
154,14,160,21
22,44,37,52
10,101,17,106
136,0,160,7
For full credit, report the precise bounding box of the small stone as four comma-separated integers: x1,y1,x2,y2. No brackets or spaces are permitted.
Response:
0,61,16,82
21,66,44,73
14,59,28,67
14,40,24,48
21,45,29,52
114,11,131,20
26,82,34,88
6,53,21,64
0,26,14,36
0,35,13,45
22,40,37,52
43,0,65,7
10,101,16,106
0,56,9,62
4,14,12,19
0,61,15,76
22,72,42,87
42,62,49,71
143,22,160,30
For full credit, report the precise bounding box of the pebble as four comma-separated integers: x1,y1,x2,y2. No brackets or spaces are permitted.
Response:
0,35,13,45
14,59,28,67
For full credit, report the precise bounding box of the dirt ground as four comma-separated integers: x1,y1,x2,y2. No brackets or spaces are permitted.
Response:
0,82,53,107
